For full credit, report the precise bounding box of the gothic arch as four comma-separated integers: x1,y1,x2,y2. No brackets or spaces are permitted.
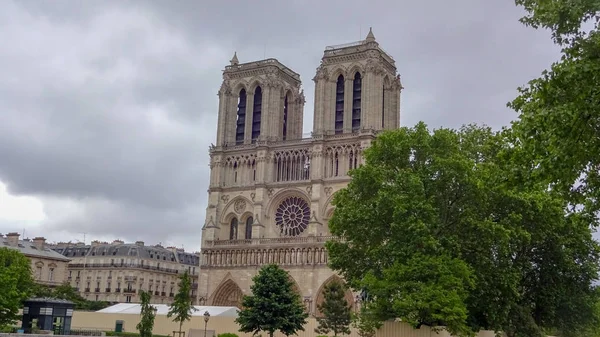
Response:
220,196,253,224
314,275,354,316
211,277,244,309
329,66,347,82
266,188,311,216
321,189,338,217
288,274,302,296
347,63,364,78
232,81,248,95
248,79,264,95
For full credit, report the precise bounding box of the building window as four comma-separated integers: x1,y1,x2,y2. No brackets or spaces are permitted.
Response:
230,218,238,240
36,266,42,280
126,296,131,303
48,268,54,281
236,89,247,145
282,94,288,140
382,83,385,128
252,86,262,142
245,216,253,239
352,72,362,132
335,75,344,134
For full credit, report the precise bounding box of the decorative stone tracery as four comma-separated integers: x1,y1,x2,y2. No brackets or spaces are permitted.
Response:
275,196,311,237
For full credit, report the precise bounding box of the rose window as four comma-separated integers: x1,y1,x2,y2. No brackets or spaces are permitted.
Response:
274,196,311,237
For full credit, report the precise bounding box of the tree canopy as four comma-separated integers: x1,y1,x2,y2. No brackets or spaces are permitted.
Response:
326,123,600,337
509,0,600,216
236,264,308,337
0,248,35,327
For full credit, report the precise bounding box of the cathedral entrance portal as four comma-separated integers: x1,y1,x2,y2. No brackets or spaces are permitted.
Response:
211,279,244,309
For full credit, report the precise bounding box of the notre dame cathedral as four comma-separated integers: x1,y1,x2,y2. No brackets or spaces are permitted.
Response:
199,28,402,315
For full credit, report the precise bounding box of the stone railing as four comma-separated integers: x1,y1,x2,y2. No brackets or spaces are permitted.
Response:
203,235,337,247
201,246,329,268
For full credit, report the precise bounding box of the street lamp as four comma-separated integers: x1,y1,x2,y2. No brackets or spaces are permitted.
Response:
203,311,210,337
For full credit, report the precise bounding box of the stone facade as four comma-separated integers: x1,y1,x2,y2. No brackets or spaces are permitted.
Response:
50,240,200,304
200,28,402,315
1,232,70,287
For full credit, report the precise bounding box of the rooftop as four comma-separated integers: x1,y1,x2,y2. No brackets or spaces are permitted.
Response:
49,240,200,266
224,58,301,83
0,233,70,262
97,303,239,317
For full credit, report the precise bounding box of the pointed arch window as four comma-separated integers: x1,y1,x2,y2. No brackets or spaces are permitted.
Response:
245,216,253,239
236,89,247,144
252,86,262,142
335,75,344,134
283,94,289,140
229,218,238,240
352,72,362,132
382,83,385,128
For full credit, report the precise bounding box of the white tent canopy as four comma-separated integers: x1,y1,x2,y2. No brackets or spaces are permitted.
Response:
97,304,239,317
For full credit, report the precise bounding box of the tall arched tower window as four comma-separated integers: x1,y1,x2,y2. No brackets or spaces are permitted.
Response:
352,72,362,132
283,94,289,140
382,83,385,128
335,75,344,134
245,216,253,239
236,89,247,145
229,218,238,240
252,86,262,142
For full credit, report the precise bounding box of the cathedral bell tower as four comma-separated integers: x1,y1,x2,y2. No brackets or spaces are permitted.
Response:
215,53,305,147
312,28,402,136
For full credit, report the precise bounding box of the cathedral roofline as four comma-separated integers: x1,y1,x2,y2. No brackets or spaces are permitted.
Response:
224,57,301,83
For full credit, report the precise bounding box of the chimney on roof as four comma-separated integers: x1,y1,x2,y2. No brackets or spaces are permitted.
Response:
91,240,101,247
6,232,20,247
135,241,144,247
112,240,124,245
33,237,46,250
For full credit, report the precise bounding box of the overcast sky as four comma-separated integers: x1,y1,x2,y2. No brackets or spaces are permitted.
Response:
0,0,563,251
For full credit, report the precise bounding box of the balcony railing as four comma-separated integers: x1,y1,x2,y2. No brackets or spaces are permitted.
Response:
84,288,90,292
123,289,136,294
169,293,174,297
94,288,100,293
161,292,166,297
68,262,181,274
203,235,338,247
105,288,111,293
115,288,121,293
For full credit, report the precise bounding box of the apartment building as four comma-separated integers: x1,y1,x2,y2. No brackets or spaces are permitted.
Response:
51,240,200,304
1,232,70,287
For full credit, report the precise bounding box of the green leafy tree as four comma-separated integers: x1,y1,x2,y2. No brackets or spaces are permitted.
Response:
315,281,352,337
350,306,382,337
0,248,35,326
236,264,308,337
167,271,197,337
508,0,600,215
136,290,156,337
326,123,600,337
32,283,109,311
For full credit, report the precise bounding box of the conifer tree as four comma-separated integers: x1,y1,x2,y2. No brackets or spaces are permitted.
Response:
315,280,352,337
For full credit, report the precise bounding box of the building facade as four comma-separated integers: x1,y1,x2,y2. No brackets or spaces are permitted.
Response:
1,232,70,287
51,240,200,304
200,29,402,315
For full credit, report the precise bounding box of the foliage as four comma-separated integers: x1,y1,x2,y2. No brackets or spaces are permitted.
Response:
509,0,600,216
216,333,239,337
236,264,308,337
315,280,352,337
0,248,35,326
326,123,600,337
167,271,197,337
350,306,382,337
32,283,110,311
136,290,156,337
